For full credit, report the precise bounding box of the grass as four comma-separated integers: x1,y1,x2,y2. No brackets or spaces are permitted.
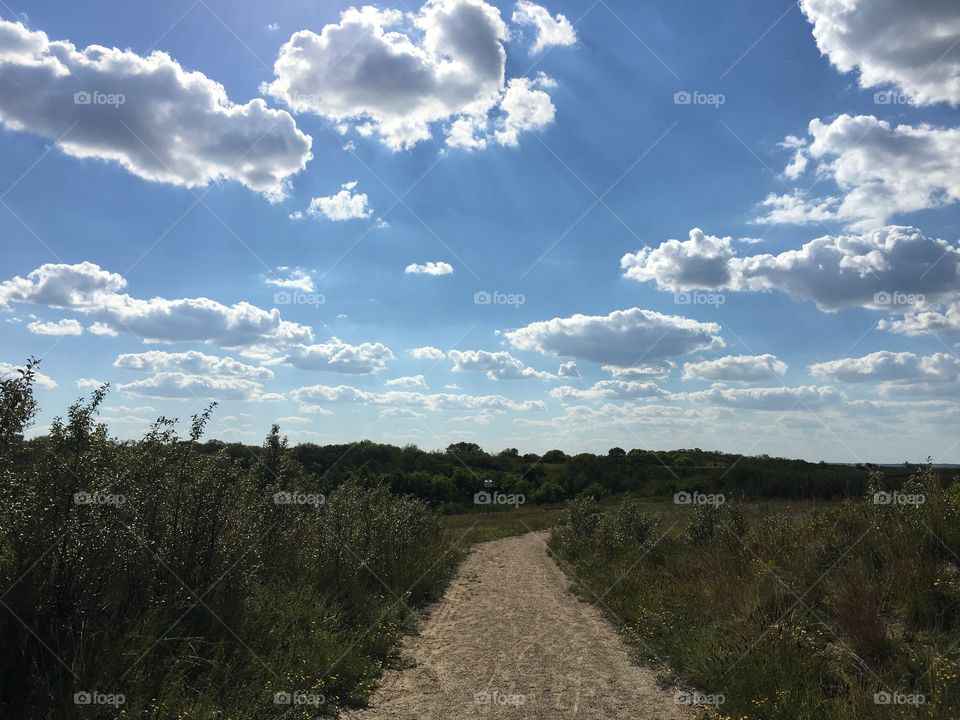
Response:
549,469,960,720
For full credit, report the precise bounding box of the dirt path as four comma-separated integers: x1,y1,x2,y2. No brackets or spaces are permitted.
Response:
341,532,689,719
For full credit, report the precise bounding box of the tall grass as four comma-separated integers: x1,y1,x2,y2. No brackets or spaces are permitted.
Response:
0,361,461,718
550,470,960,720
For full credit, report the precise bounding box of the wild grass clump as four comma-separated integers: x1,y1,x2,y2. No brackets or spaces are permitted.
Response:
0,360,460,718
550,469,960,720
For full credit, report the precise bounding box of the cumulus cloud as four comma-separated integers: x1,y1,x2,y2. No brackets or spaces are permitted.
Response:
0,361,56,389
810,351,960,396
113,350,274,380
448,349,553,380
446,74,557,150
27,318,83,335
75,377,105,390
800,0,960,105
118,373,283,401
265,267,315,292
303,181,373,221
512,1,577,54
0,19,311,200
550,380,667,402
620,228,735,291
290,383,545,412
557,360,579,378
277,338,395,373
262,1,561,150
622,226,960,332
88,322,118,336
682,384,842,411
409,346,446,360
602,362,674,380
405,261,454,276
758,116,960,230
506,307,725,367
683,354,788,382
0,261,314,350
385,374,428,388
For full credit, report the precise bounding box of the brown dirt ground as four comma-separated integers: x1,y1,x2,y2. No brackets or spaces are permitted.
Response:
341,531,690,719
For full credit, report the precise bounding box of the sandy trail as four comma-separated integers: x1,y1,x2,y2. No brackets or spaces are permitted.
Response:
342,531,689,719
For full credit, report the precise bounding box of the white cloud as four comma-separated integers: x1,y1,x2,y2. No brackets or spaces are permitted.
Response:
409,346,447,360
0,261,314,350
278,337,395,373
602,362,674,380
113,350,274,380
780,135,809,179
620,228,735,291
448,349,553,380
683,354,788,382
290,383,545,412
263,0,560,151
447,74,557,150
0,361,56,389
27,318,83,335
682,384,842,411
88,322,118,336
758,116,960,230
512,1,577,54
385,374,428,388
405,261,454,276
75,377,105,390
557,360,579,378
506,307,725,367
118,373,283,401
0,20,311,200
622,226,960,329
550,380,667,402
800,0,960,105
276,416,311,424
306,181,373,221
810,351,960,397
265,267,314,292
265,22,280,32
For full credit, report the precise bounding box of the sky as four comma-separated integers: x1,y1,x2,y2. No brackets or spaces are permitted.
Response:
1,0,959,463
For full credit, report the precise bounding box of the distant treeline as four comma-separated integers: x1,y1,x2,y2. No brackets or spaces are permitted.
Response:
84,436,933,509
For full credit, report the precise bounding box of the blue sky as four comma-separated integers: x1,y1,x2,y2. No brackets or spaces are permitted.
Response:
1,0,959,462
